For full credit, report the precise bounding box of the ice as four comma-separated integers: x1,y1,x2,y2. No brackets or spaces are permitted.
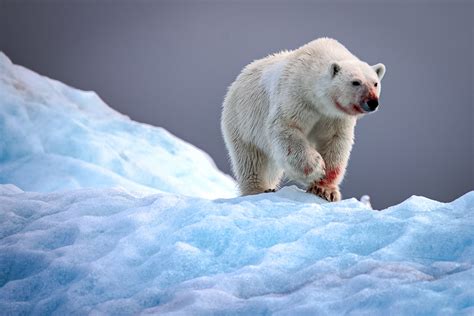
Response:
0,52,236,199
0,53,473,315
0,186,473,315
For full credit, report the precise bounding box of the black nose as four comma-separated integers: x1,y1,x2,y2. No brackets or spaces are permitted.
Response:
367,99,379,111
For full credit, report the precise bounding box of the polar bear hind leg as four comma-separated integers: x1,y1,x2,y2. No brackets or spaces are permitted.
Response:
229,138,283,195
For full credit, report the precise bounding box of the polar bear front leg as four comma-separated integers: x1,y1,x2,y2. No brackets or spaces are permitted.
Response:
270,121,326,186
307,122,355,202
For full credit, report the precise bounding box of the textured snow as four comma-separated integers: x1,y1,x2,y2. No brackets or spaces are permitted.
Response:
0,53,473,315
1,185,473,315
0,52,236,199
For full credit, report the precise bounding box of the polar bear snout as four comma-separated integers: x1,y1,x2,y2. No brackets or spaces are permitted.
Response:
362,98,379,112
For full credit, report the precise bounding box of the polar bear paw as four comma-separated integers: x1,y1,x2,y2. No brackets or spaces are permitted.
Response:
286,149,326,184
307,183,341,202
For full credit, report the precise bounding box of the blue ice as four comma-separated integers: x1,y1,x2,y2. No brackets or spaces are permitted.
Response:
0,52,236,199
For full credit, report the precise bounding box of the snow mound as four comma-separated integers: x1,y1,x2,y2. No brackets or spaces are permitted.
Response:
0,52,236,199
1,185,473,315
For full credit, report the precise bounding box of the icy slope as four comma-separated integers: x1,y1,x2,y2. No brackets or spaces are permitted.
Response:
0,52,236,199
0,185,473,315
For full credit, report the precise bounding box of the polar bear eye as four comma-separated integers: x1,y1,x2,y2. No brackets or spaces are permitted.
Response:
352,80,361,86
374,82,378,87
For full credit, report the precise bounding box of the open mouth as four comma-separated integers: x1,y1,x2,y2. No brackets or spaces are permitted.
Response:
334,101,367,115
351,104,365,114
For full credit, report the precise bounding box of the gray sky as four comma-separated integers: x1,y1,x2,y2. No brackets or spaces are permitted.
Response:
1,0,472,208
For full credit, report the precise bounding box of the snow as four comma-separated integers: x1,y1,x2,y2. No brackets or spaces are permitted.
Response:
1,53,473,315
0,52,236,199
1,185,473,315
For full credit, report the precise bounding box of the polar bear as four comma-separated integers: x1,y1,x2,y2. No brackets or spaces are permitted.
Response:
221,38,386,201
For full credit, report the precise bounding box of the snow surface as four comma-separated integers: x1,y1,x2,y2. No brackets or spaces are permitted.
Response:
0,52,236,199
1,185,473,315
0,53,473,315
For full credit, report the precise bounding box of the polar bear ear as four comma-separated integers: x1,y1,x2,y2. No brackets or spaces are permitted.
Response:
372,63,386,80
330,63,341,78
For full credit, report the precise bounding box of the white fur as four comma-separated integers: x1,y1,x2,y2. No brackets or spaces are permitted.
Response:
221,38,386,200
261,58,289,102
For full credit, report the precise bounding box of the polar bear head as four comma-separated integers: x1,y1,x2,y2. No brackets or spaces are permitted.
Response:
318,60,386,118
